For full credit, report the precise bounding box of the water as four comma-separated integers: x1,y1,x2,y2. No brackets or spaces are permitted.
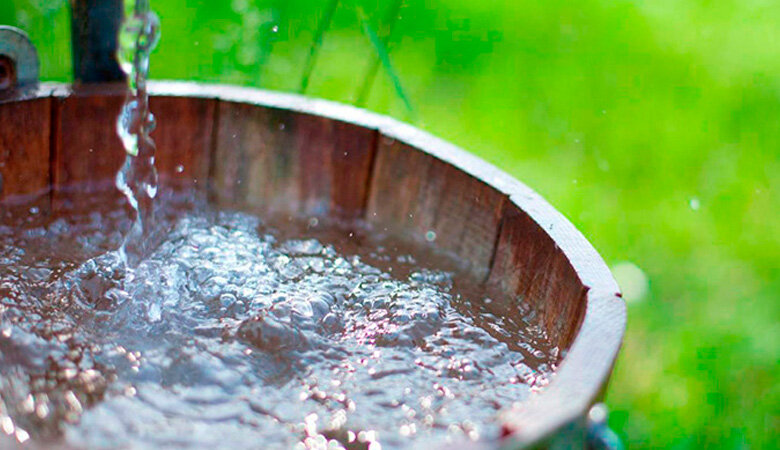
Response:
0,194,557,449
115,0,161,266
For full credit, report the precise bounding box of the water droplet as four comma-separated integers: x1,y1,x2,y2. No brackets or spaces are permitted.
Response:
588,403,608,424
689,197,700,211
271,25,279,33
29,206,39,215
0,415,13,434
15,428,29,443
611,261,648,304
175,164,184,173
425,231,437,242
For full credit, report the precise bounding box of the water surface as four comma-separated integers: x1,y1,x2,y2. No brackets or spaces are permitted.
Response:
0,194,556,449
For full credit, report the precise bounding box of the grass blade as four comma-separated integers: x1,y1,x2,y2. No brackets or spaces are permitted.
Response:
299,0,339,93
352,1,415,119
355,0,403,107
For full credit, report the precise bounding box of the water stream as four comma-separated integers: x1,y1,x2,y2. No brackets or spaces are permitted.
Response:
115,0,161,267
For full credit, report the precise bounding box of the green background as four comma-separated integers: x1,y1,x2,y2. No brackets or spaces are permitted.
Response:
2,0,777,447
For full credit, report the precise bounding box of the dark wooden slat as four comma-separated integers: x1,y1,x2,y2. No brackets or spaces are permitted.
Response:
365,137,434,230
212,102,299,212
150,95,216,191
366,137,506,278
51,88,125,212
294,113,335,215
51,89,216,211
0,97,51,198
488,202,588,349
330,121,377,218
212,101,376,218
0,97,52,223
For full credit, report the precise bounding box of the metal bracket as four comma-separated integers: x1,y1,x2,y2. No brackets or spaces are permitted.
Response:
0,26,39,92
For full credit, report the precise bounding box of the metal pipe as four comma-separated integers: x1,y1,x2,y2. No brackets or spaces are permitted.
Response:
70,0,125,83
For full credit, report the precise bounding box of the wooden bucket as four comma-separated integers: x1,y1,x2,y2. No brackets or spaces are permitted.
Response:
0,82,625,447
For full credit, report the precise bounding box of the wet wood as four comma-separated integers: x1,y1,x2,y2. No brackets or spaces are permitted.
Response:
49,87,217,212
150,95,216,191
488,202,588,350
0,97,52,221
211,102,297,212
327,120,377,218
51,86,125,212
366,136,506,279
212,101,376,219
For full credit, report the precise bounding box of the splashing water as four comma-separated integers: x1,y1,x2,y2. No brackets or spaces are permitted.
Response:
115,0,161,266
0,194,558,448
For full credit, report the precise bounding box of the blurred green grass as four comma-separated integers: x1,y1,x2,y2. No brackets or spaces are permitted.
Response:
3,0,778,447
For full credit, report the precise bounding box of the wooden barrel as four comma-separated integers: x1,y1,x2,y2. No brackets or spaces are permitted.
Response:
0,82,625,447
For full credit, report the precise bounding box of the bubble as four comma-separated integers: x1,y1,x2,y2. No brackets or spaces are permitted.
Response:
238,314,307,352
424,231,436,242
